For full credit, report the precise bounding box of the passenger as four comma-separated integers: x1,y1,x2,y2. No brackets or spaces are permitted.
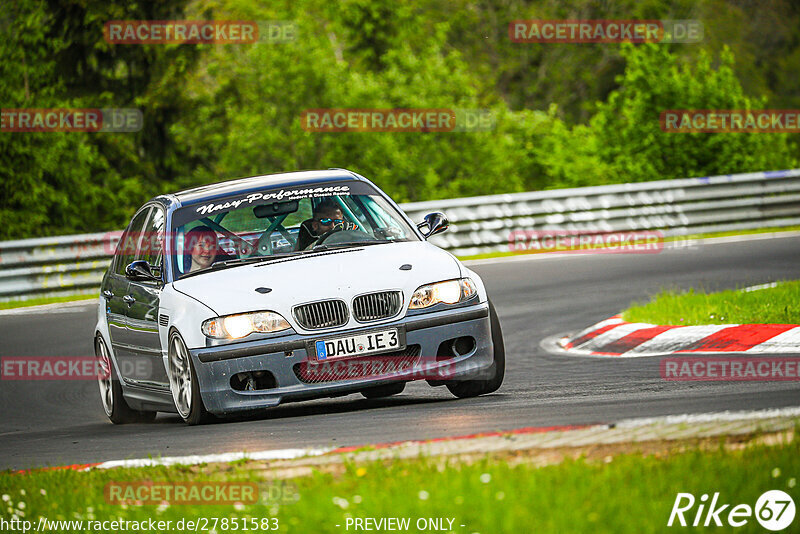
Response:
184,225,221,273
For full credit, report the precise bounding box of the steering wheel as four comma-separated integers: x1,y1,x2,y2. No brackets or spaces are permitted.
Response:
313,226,345,246
313,223,371,248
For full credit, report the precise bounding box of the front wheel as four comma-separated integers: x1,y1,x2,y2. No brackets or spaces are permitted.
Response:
168,331,212,425
446,300,505,398
96,336,156,424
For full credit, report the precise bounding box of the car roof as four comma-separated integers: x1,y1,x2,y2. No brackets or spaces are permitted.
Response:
168,169,364,207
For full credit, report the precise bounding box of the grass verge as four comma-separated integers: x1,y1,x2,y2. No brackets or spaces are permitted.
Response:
0,294,96,311
623,281,800,325
2,431,798,533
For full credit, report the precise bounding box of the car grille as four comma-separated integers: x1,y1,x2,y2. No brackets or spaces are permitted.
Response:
293,299,349,330
294,345,422,384
352,291,403,322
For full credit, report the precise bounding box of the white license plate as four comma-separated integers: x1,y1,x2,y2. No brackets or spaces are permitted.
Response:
314,329,401,361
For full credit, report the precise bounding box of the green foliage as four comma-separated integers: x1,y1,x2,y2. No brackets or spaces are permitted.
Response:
0,1,116,239
0,0,200,239
172,0,523,202
1,0,799,238
531,44,799,188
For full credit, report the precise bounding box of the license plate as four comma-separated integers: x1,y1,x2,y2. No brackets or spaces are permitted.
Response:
313,328,402,361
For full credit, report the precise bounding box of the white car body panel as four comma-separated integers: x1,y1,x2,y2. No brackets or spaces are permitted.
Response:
171,241,479,343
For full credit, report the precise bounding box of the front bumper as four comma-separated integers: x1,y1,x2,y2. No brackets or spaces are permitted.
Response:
189,303,493,415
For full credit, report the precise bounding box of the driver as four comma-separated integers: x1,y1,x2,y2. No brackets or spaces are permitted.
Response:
296,198,358,250
311,198,347,237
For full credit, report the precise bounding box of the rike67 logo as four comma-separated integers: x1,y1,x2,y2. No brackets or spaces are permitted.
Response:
668,490,795,530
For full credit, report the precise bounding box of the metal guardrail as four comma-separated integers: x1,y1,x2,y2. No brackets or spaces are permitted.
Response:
2,169,799,301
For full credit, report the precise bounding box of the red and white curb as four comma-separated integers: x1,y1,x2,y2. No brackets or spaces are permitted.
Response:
558,315,800,357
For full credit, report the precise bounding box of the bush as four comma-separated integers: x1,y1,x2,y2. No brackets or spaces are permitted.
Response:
530,44,799,188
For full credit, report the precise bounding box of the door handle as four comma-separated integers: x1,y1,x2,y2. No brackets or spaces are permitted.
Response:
102,290,113,299
123,295,135,306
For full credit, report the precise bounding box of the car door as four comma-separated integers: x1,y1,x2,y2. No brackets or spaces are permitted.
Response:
105,207,151,377
122,205,170,388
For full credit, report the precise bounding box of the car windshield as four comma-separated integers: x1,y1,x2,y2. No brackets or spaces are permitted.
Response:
170,180,419,279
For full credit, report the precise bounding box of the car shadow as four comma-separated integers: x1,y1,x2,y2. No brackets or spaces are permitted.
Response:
157,391,468,425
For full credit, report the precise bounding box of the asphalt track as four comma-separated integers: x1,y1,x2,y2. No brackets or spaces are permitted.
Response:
1,235,799,470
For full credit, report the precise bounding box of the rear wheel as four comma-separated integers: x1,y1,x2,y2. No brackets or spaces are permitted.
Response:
96,336,156,424
168,331,212,425
446,300,505,398
361,382,406,399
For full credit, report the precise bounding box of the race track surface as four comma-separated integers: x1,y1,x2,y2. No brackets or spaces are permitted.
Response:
1,235,799,470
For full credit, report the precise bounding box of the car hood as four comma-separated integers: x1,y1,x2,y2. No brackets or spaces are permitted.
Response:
172,241,462,319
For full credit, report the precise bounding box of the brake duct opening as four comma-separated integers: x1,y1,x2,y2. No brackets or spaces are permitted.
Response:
231,371,277,391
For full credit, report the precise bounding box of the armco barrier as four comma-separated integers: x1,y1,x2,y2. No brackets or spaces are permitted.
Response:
1,169,799,301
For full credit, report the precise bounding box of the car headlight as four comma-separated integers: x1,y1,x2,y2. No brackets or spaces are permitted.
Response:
201,311,291,339
408,278,478,309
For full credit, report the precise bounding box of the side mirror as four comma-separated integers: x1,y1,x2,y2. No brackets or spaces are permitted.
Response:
417,212,449,238
125,260,161,282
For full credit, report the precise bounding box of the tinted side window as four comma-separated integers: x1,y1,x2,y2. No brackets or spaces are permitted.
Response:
138,206,165,267
114,207,152,275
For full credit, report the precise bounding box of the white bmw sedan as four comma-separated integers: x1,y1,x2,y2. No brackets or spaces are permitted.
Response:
94,169,504,424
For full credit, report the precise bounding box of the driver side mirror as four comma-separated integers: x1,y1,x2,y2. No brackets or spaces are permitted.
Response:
417,212,449,238
125,260,161,282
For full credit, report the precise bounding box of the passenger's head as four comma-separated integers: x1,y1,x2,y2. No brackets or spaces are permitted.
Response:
311,198,345,235
184,225,219,272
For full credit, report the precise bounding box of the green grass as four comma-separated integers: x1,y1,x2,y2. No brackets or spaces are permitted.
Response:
2,434,798,533
623,281,800,326
458,225,800,261
0,294,96,310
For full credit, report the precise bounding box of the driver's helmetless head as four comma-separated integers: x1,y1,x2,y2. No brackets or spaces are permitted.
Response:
311,198,344,235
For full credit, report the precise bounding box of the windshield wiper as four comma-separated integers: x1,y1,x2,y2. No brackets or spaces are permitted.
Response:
211,252,300,268
179,252,302,279
310,239,393,252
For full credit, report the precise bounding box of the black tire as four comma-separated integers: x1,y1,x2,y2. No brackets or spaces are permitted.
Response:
168,331,213,425
96,336,157,424
361,382,406,399
446,299,505,398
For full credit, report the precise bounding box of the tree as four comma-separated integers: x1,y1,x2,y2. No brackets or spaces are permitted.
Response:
530,43,798,188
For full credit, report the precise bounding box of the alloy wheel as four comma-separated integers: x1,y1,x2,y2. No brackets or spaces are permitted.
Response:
168,335,193,419
96,339,113,416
